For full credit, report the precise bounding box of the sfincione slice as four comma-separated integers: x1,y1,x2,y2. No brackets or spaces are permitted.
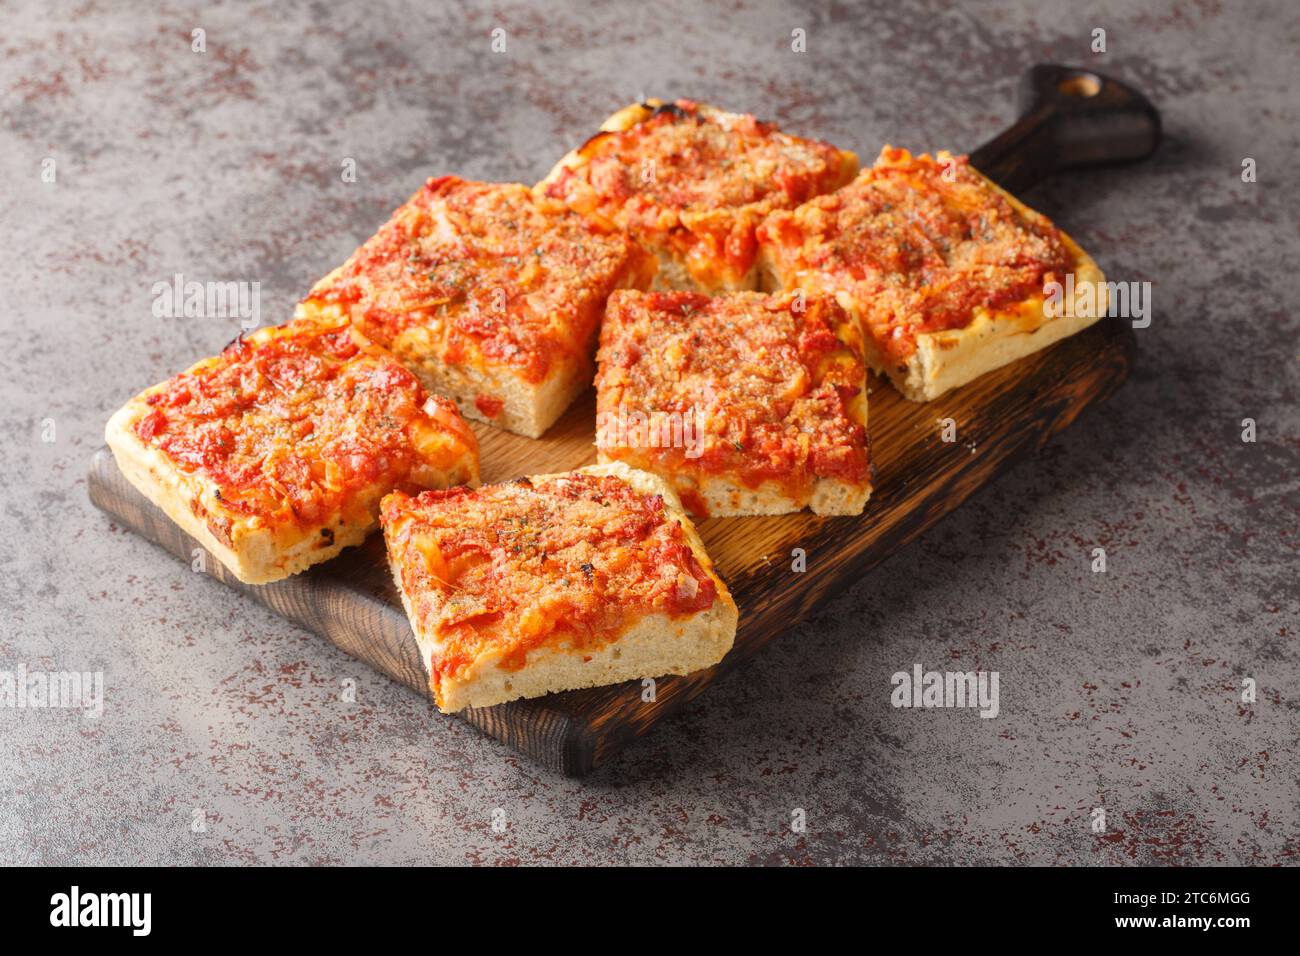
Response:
105,314,480,585
298,176,656,438
380,462,738,713
757,146,1108,401
595,289,872,518
537,99,858,293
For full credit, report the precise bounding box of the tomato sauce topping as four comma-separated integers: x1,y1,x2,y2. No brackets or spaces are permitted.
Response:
542,100,855,287
304,177,650,385
758,147,1074,363
474,393,504,419
595,290,871,511
132,316,476,531
381,472,718,686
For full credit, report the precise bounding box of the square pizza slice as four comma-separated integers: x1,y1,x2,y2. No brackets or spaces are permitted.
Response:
757,146,1107,402
594,289,872,518
537,98,858,294
105,314,480,585
380,461,737,712
298,176,656,438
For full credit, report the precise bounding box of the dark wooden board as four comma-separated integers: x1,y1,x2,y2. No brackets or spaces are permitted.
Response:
86,62,1161,774
88,314,1135,775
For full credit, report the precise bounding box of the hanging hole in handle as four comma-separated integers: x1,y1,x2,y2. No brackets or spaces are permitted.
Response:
1058,72,1102,97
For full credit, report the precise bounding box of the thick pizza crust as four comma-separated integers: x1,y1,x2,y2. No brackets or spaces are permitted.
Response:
538,99,858,294
594,289,872,518
296,295,603,440
700,315,871,517
596,390,871,518
391,461,738,713
758,168,1108,403
105,401,376,584
646,472,872,518
537,100,756,293
539,98,856,187
893,226,1107,402
105,327,480,585
426,595,737,714
535,99,677,188
303,196,655,439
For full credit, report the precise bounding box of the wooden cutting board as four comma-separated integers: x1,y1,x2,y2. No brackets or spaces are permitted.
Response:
87,65,1157,775
88,314,1135,774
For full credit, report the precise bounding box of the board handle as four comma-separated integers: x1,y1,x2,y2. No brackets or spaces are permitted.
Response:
969,64,1161,194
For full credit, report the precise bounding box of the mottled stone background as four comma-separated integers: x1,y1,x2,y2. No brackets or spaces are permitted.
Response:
2,0,1296,865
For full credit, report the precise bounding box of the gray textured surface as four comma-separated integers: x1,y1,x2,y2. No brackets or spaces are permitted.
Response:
2,0,1297,865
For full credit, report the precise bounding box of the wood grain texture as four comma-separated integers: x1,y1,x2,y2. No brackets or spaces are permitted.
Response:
88,314,1135,775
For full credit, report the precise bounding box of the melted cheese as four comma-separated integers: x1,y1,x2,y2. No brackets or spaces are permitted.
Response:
595,289,871,509
758,147,1073,363
543,100,856,289
304,177,651,385
132,315,478,532
381,473,719,683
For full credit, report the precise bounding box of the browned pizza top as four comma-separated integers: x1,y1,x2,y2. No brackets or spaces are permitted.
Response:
540,99,856,288
381,471,719,697
131,315,478,536
595,289,871,515
304,176,652,385
758,147,1074,363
